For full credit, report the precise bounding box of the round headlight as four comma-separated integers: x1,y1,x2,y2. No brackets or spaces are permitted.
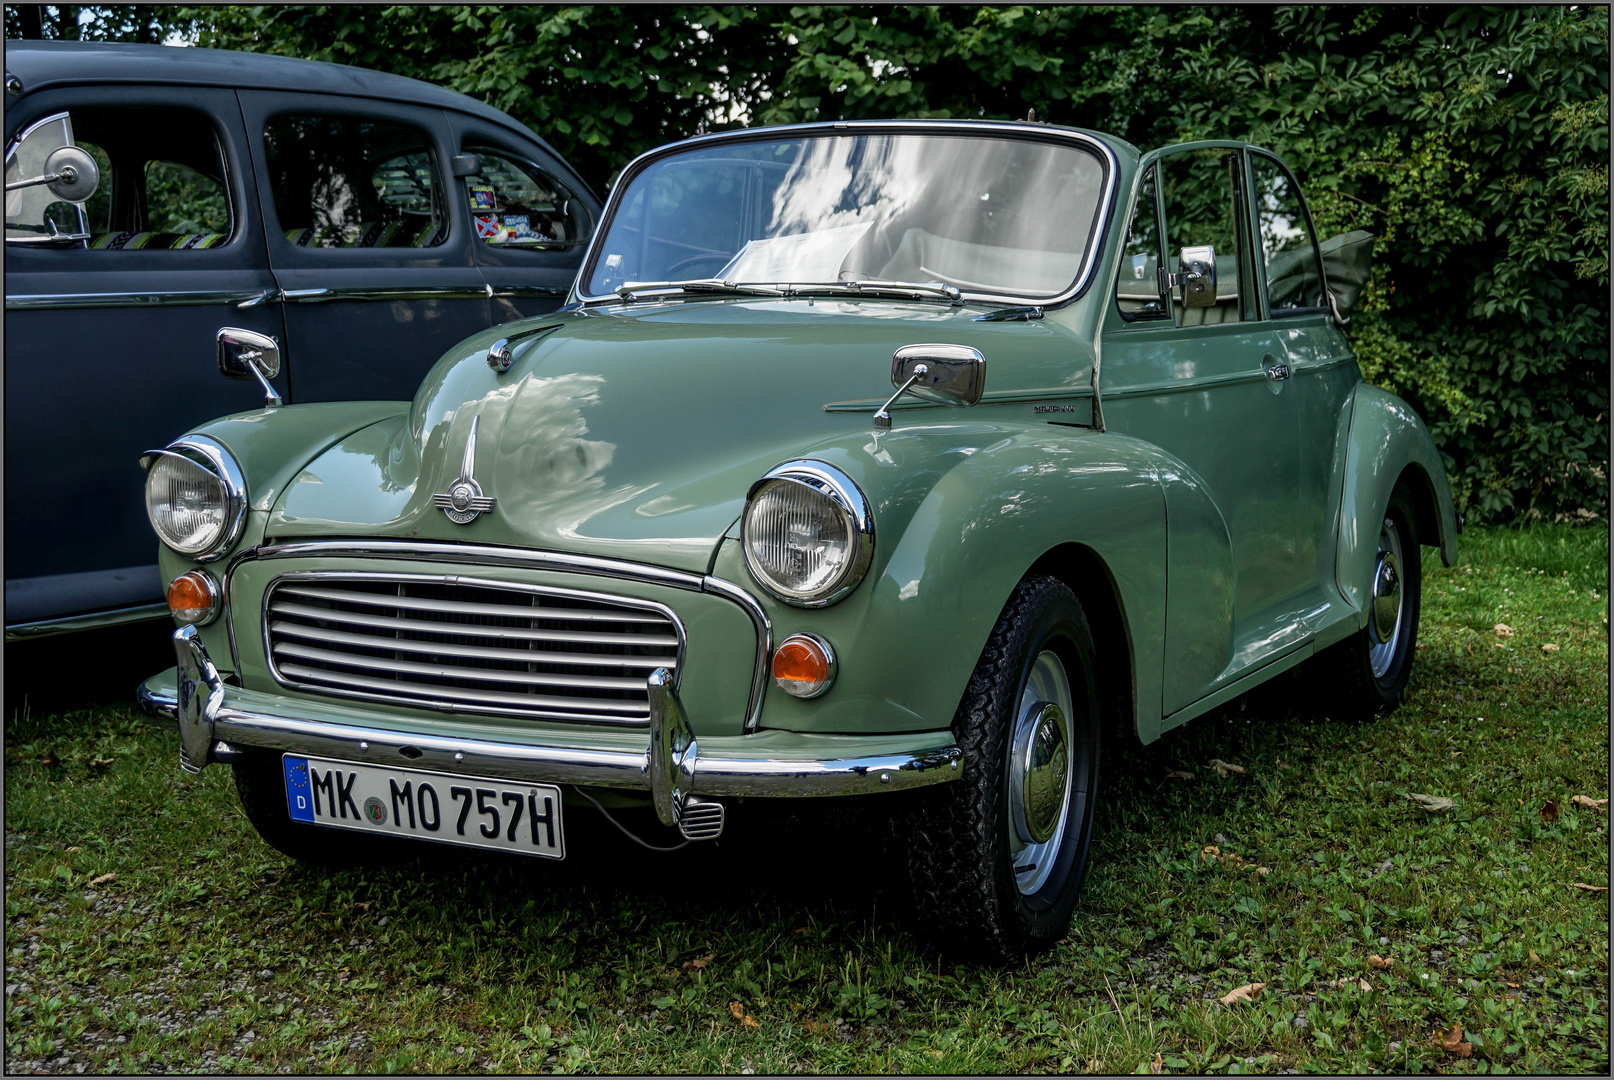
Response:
142,436,246,561
742,461,873,607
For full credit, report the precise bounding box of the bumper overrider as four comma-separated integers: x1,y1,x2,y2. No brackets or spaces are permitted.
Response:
139,626,962,841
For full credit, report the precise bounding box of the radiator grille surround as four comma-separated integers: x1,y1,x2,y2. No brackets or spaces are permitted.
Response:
262,574,683,724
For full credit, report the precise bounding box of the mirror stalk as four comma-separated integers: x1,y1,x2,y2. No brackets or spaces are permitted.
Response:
873,364,929,429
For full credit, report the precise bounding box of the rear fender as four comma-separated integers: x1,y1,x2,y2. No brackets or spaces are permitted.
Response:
1336,385,1458,620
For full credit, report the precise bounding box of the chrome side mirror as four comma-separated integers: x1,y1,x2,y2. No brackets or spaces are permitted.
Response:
3,144,100,203
873,344,986,428
1174,244,1217,308
217,326,283,408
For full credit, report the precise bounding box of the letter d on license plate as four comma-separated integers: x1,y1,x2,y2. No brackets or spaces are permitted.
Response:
283,754,564,859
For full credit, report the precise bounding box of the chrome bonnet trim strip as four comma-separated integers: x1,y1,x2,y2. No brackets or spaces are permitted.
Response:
222,541,772,731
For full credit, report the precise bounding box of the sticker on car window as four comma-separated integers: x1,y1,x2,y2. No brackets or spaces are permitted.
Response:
503,214,531,238
468,184,497,210
475,213,501,240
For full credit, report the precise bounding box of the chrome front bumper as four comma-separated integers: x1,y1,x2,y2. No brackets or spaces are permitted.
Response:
141,627,962,830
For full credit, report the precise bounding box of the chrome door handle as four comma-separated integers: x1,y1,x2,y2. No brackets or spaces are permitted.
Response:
1265,361,1291,382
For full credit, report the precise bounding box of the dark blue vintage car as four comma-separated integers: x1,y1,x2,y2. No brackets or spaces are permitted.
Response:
4,41,600,638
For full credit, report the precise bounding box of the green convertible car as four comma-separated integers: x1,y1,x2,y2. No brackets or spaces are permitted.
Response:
139,119,1457,959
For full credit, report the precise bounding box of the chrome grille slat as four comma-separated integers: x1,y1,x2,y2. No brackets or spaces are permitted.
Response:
272,601,678,647
264,574,681,725
275,663,650,717
275,584,667,623
272,640,652,691
268,620,677,670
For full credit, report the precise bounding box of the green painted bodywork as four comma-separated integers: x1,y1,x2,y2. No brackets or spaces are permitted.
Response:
148,128,1457,752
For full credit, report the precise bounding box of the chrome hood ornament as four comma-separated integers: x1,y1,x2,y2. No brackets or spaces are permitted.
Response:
432,414,496,524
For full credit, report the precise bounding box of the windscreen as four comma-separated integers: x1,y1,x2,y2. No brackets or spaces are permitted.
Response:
583,132,1107,299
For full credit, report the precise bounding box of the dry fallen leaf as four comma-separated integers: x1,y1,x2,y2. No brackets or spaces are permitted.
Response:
350,901,372,912
1149,1053,1164,1075
65,846,81,853
1208,758,1247,776
87,873,117,887
88,757,114,768
1570,883,1609,892
1327,976,1372,992
802,1018,830,1034
1218,982,1265,1006
1201,844,1221,861
1165,768,1194,781
1569,794,1608,811
1432,1022,1473,1058
741,1014,760,1029
38,753,60,768
683,953,715,972
729,1001,746,1021
1254,866,1271,876
1367,954,1393,970
1407,792,1454,812
1493,622,1514,638
1540,800,1561,823
1541,642,1560,652
1528,949,1543,966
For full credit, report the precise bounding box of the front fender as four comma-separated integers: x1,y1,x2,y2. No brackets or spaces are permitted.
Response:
721,421,1168,739
1336,385,1458,618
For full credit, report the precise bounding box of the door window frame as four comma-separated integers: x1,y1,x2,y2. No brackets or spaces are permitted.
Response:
1246,148,1332,321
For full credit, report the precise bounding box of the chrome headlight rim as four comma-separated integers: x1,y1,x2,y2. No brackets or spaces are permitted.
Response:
742,459,874,608
140,434,247,563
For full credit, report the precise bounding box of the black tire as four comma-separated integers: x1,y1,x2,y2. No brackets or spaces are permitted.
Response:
232,750,412,867
1310,481,1422,721
908,575,1102,961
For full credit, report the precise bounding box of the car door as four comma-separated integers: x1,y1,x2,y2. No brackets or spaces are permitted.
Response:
237,91,491,403
443,111,599,323
4,85,284,632
1099,146,1307,716
1247,150,1359,594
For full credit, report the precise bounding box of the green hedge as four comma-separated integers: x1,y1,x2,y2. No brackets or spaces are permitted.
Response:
12,4,1606,521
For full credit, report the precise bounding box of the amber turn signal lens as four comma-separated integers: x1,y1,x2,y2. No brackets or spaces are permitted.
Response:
772,633,837,699
167,570,220,627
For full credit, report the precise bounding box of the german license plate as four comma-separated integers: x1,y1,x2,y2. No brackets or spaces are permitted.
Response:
282,754,564,859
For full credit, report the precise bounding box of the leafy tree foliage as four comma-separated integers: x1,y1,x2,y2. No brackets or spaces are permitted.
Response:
7,4,1605,520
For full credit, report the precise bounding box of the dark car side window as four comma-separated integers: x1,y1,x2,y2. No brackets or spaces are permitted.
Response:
1115,165,1168,322
1250,153,1328,315
5,105,235,250
462,145,591,249
264,114,446,248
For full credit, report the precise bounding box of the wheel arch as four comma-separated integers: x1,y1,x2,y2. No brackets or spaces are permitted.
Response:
1028,542,1138,747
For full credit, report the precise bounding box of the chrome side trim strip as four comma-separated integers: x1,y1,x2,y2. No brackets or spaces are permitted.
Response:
5,601,167,641
278,286,494,304
6,290,274,311
222,541,773,731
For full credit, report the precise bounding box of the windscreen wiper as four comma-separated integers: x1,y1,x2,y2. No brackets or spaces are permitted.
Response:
615,279,786,301
787,279,963,305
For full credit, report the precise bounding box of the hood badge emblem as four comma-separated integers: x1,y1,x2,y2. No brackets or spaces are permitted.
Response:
432,415,496,524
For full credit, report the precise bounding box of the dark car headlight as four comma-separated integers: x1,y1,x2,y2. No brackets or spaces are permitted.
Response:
742,460,874,607
141,436,247,561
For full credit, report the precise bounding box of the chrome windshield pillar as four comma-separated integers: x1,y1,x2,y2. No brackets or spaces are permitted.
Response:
174,625,225,774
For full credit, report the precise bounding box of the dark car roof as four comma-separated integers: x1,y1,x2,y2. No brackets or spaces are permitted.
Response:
5,39,550,156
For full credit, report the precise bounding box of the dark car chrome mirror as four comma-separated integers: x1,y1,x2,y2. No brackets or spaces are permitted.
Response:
217,327,283,408
3,144,100,203
874,344,987,428
1172,244,1217,308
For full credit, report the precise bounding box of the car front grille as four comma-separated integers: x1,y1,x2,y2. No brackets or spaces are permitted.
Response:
263,575,682,725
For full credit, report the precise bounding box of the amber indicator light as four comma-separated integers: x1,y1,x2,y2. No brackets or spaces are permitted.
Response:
167,570,218,625
772,634,835,698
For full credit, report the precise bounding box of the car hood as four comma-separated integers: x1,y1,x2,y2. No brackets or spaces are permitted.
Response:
268,298,1092,574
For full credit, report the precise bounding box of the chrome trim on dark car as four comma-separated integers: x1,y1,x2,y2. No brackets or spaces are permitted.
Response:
221,540,774,732
571,119,1121,311
5,289,279,311
4,600,168,641
144,629,962,797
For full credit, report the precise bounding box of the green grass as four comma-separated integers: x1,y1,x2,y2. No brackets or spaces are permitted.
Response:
5,524,1608,1074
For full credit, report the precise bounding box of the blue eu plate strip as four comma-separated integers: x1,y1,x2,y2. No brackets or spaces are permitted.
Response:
283,756,315,822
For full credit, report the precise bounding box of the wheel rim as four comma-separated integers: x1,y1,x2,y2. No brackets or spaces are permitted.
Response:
1007,650,1075,897
1368,517,1404,678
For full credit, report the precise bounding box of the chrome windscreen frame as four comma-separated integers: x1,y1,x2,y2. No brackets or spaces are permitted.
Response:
259,570,687,727
222,540,773,732
570,119,1121,311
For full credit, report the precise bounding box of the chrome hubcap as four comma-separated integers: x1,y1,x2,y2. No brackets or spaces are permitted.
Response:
1008,651,1074,896
1368,518,1404,678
